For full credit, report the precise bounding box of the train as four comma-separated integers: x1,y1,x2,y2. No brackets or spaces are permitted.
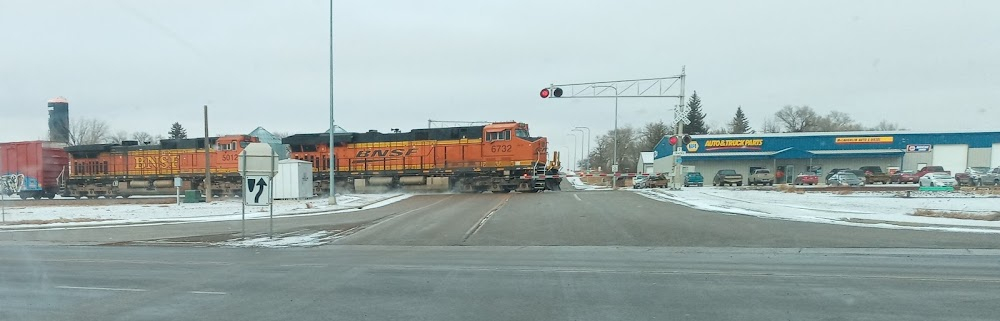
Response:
284,121,561,193
0,121,560,199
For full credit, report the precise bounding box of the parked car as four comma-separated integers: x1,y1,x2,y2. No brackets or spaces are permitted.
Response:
825,168,851,182
919,172,957,187
964,167,1000,186
858,166,891,184
915,166,948,177
683,172,704,187
632,176,648,189
647,174,669,188
827,172,865,186
890,170,919,184
713,169,743,186
747,169,775,186
965,167,999,186
792,173,818,185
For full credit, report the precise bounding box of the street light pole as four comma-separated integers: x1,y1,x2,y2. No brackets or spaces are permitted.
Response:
566,133,578,171
328,0,337,205
571,128,585,173
574,126,590,171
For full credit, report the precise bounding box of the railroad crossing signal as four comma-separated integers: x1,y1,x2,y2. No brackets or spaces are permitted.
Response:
245,176,271,206
668,136,679,145
539,87,563,98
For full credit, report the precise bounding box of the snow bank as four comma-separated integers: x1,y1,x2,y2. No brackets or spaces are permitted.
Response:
217,231,335,248
634,187,1000,233
0,193,410,229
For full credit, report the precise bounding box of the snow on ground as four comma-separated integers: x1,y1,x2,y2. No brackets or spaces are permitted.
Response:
217,231,335,248
0,193,410,229
634,187,1000,233
563,171,612,191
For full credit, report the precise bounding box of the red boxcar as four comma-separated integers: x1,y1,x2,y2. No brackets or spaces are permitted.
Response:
0,141,69,199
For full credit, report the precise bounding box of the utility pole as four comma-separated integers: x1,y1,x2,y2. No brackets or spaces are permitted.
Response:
204,105,212,203
673,66,687,189
328,0,337,205
574,127,591,171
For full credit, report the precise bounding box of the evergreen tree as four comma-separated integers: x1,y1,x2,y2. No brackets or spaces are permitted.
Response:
683,91,708,135
728,106,753,134
168,122,188,139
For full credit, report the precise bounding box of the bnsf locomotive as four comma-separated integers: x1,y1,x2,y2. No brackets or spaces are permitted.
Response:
62,135,258,198
50,121,558,198
284,121,561,193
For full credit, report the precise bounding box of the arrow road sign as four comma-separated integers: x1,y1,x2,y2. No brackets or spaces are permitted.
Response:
245,176,271,206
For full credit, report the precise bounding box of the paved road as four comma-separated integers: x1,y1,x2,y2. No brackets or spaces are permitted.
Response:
2,245,999,321
5,188,1000,248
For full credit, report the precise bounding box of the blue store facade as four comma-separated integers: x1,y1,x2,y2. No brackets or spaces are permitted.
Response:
652,131,1000,184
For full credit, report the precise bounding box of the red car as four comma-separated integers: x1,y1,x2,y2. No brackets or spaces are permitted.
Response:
792,173,819,185
890,170,919,184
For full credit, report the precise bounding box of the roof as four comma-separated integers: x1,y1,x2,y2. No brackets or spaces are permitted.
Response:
639,151,654,164
681,148,791,158
693,130,1000,139
47,96,68,104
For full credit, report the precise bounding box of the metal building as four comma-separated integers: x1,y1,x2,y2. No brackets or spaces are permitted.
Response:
652,131,1000,184
47,96,70,144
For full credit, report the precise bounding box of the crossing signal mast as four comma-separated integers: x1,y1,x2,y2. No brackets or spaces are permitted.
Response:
539,67,688,189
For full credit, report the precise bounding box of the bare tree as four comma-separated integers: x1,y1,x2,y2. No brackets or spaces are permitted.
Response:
638,121,671,152
814,111,864,132
585,126,638,173
760,117,783,133
868,120,904,131
68,118,112,146
107,130,130,144
131,131,156,145
774,105,819,132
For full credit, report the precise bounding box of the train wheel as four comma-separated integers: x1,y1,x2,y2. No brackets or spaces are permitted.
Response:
19,194,28,200
46,194,56,200
33,194,42,200
121,194,131,199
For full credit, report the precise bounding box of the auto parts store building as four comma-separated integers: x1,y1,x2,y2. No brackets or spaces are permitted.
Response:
651,131,1000,184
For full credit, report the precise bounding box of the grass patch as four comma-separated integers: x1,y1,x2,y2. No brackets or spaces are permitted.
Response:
911,209,1000,221
776,184,796,193
1,217,111,225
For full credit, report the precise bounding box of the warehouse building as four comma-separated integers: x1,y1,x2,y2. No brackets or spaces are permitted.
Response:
652,131,1000,184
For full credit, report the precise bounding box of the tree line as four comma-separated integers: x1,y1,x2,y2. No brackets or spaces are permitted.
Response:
67,118,192,145
682,91,903,135
578,91,904,172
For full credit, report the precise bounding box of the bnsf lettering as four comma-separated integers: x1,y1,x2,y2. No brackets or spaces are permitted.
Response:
133,155,180,169
356,148,418,158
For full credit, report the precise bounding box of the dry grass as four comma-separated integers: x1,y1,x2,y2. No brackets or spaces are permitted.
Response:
1,217,111,225
835,190,854,195
776,184,801,193
911,209,1000,221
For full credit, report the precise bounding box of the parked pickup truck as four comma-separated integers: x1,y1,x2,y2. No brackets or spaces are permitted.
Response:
916,166,949,177
858,166,891,184
713,169,744,186
747,169,775,186
967,167,1000,186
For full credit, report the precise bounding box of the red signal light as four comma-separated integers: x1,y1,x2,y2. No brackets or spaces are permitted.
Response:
668,136,678,145
540,88,551,98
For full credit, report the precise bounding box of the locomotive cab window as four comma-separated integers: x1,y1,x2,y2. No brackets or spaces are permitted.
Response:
515,129,528,138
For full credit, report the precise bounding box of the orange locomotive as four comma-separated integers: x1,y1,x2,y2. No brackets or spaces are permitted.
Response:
284,121,561,193
63,135,258,198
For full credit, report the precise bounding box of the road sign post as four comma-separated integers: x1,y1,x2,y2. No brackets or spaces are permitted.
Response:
174,177,182,206
239,143,279,239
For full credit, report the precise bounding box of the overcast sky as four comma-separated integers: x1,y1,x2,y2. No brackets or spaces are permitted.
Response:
2,0,998,158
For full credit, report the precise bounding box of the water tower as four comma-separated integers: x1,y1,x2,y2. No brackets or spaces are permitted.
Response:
48,96,69,144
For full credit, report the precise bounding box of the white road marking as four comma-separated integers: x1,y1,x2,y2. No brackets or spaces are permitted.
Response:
57,285,147,292
573,194,582,201
188,291,227,295
278,263,328,268
463,195,511,241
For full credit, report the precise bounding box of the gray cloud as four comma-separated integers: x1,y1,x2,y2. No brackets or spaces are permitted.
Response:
1,0,998,152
